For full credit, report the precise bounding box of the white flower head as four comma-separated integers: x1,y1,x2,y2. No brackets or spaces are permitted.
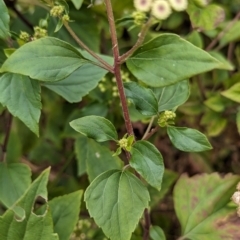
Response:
169,0,188,12
151,0,172,20
134,0,152,12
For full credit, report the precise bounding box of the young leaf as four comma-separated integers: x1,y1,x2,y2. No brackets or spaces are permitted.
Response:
70,116,118,142
0,0,10,39
150,226,166,240
43,62,108,103
49,191,83,240
124,82,158,116
126,34,221,87
152,80,190,112
71,0,84,9
174,173,240,240
75,136,122,181
167,126,212,152
0,73,41,136
0,37,88,82
221,82,240,103
85,170,150,240
187,3,225,31
130,140,164,190
0,163,31,208
0,168,59,240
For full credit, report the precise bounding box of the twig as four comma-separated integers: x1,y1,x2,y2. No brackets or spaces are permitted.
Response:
142,116,155,140
142,125,159,141
119,17,153,64
206,11,240,51
104,0,135,160
143,208,151,240
63,22,114,73
0,112,12,162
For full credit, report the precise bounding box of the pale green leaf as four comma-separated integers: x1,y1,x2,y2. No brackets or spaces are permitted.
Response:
124,82,158,116
204,95,227,112
219,21,240,47
0,73,41,136
85,170,150,240
167,126,212,152
153,80,190,112
43,62,107,103
71,0,84,9
209,51,234,71
0,168,59,240
0,37,88,82
126,34,220,87
0,163,31,208
130,140,164,190
150,226,166,240
70,116,118,142
74,136,122,181
49,191,83,240
174,173,240,240
187,3,225,31
185,31,203,48
221,82,240,103
0,0,10,39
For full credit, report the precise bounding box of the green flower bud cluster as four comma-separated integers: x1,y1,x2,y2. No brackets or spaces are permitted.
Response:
132,11,147,25
158,110,176,127
19,31,30,42
112,86,118,97
33,26,47,40
50,5,64,17
120,70,130,82
113,134,134,156
62,14,70,22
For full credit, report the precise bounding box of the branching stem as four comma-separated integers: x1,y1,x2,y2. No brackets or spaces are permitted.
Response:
63,22,114,73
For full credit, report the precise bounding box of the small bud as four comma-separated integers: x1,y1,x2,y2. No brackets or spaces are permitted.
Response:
19,31,30,42
232,191,240,205
151,0,172,20
169,0,188,12
118,138,128,149
134,0,152,12
33,27,47,39
62,14,70,22
193,0,210,7
158,110,176,127
132,11,147,25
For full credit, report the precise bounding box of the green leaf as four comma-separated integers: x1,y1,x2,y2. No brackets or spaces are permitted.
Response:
130,140,164,190
124,82,158,116
153,80,190,112
70,116,118,142
49,190,83,240
150,226,166,240
126,34,220,87
149,170,178,207
187,3,225,31
174,173,240,240
221,82,240,103
209,51,234,71
84,170,150,240
75,136,122,181
43,62,107,103
0,73,41,136
219,20,240,47
204,95,228,112
0,37,88,82
0,163,31,208
167,126,212,152
185,31,203,48
0,168,59,240
71,0,84,9
0,0,10,39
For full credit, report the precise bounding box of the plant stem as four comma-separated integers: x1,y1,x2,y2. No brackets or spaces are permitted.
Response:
119,17,153,64
63,22,114,73
142,116,155,140
143,208,151,240
0,112,12,162
104,0,134,145
206,11,240,51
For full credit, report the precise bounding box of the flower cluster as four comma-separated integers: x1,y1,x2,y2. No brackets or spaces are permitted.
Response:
33,27,47,40
19,31,30,42
158,110,176,127
50,5,70,22
113,134,134,156
232,182,240,216
134,0,188,20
